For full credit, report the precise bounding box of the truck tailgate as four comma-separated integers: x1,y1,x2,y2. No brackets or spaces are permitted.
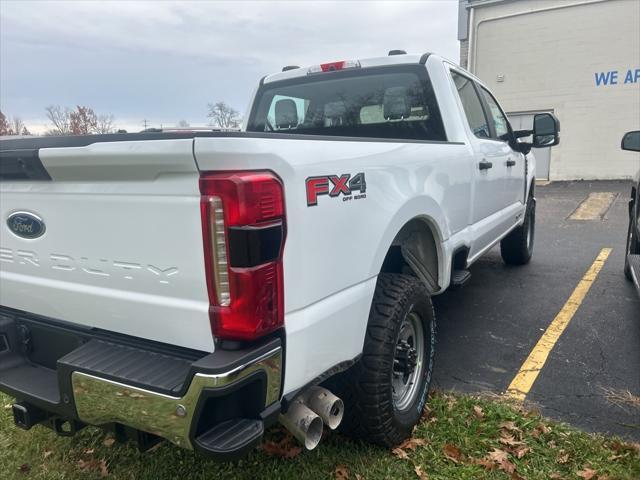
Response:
0,139,213,352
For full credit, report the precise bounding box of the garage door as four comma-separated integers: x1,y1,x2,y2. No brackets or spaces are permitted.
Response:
508,112,551,180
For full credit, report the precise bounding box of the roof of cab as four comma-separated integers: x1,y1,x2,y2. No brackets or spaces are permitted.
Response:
263,52,441,84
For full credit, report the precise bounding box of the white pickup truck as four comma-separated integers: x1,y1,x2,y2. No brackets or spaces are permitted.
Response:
0,51,559,458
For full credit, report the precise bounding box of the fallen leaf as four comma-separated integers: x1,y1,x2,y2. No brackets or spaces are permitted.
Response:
442,443,463,463
334,464,349,480
610,440,640,454
471,457,497,471
510,472,526,480
487,448,516,474
499,433,525,447
557,452,570,464
499,421,521,433
549,473,563,479
103,437,116,448
398,437,428,451
392,447,410,460
576,467,598,480
512,446,530,459
355,475,364,480
443,394,457,410
532,422,551,438
4,403,13,410
43,450,53,459
18,464,30,474
262,438,302,459
414,465,428,480
488,448,509,463
84,448,95,455
421,405,433,420
77,459,109,477
500,458,516,474
473,405,484,420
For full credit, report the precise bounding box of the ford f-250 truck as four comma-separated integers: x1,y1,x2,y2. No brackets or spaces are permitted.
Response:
0,51,559,459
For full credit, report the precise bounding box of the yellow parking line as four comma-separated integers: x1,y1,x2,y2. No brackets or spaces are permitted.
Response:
569,192,617,220
505,248,612,401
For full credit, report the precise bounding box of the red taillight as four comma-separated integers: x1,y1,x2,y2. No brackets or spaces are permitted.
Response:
200,171,286,341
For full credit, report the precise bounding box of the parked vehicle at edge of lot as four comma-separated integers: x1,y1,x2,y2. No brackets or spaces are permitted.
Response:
622,130,640,291
0,51,560,459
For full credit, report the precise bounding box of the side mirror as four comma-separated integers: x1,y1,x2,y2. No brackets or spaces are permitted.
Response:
621,131,640,152
532,113,560,148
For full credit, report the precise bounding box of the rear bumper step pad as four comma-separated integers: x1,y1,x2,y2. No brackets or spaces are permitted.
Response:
0,307,283,459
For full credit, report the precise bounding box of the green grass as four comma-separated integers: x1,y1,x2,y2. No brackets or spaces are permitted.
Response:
1,391,637,479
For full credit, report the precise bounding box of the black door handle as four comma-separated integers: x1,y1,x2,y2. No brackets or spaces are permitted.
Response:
506,159,516,167
479,160,493,170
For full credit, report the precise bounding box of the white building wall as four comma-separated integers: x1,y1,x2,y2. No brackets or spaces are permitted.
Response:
464,0,640,180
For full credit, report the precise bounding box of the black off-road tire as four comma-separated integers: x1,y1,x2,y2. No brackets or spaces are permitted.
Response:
328,273,436,447
624,212,638,282
501,191,536,265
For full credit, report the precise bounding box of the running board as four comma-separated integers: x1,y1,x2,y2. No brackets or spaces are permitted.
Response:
450,269,472,289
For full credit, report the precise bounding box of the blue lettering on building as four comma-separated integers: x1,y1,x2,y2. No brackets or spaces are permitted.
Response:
595,68,640,86
624,68,640,84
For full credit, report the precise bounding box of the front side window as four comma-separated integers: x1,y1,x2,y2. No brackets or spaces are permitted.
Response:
479,87,510,141
450,71,490,139
247,66,446,141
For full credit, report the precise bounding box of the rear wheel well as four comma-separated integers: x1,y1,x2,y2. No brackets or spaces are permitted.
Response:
380,218,439,293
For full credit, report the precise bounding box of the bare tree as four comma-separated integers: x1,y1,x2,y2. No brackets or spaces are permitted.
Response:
0,111,31,136
45,105,72,135
70,106,98,135
0,111,12,135
177,119,190,128
10,117,27,136
207,102,240,128
45,105,116,135
95,114,115,134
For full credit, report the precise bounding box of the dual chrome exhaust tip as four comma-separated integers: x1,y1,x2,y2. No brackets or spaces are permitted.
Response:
279,386,344,450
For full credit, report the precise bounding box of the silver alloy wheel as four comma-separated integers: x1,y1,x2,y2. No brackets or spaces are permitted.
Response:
391,311,425,411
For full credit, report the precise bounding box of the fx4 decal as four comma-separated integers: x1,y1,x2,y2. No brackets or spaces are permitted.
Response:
306,173,366,207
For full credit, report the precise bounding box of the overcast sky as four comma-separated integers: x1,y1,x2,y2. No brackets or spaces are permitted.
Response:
0,0,460,133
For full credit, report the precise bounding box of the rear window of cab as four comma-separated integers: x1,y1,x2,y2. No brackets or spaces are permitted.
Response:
247,65,447,142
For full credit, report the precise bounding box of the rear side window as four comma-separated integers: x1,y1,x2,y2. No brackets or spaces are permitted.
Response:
450,71,490,139
247,66,447,141
479,87,510,141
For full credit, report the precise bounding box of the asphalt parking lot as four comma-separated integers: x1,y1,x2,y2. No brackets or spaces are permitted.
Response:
432,180,640,441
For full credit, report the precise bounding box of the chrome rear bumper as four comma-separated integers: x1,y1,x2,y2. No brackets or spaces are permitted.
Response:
72,346,282,449
0,307,283,459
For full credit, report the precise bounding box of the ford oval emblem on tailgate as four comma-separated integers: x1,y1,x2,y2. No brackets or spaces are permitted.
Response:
6,212,46,239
